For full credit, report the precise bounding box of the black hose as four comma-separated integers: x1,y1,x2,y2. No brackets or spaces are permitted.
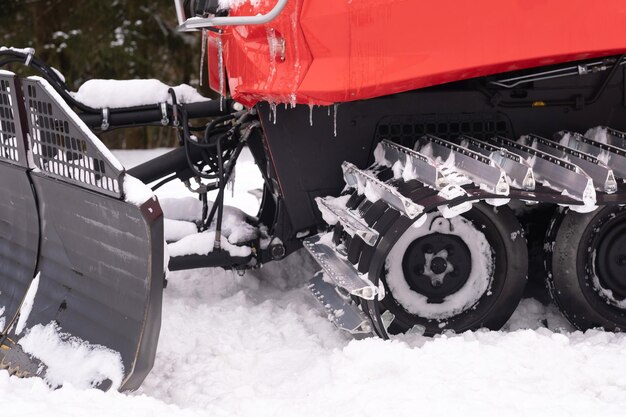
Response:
150,173,178,191
201,121,259,231
214,133,225,250
180,107,218,180
79,99,234,128
585,55,625,106
202,140,244,231
201,192,209,233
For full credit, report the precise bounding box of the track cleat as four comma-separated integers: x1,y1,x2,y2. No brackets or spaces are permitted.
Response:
307,271,374,338
303,233,378,300
417,135,510,197
460,135,535,191
558,130,626,180
489,135,596,210
522,134,617,194
342,161,424,219
376,140,446,188
315,197,379,246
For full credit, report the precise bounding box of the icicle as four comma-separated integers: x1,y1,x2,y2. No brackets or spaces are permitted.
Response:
269,102,277,124
199,30,207,86
289,93,297,109
217,36,224,111
227,164,236,197
266,28,278,85
308,104,314,126
327,106,331,116
333,103,339,137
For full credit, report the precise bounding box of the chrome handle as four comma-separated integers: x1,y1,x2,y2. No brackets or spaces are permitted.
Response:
174,0,288,31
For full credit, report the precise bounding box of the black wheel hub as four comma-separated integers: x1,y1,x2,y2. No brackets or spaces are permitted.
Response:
401,232,472,303
594,218,626,301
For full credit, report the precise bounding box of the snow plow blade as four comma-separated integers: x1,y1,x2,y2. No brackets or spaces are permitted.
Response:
0,72,164,391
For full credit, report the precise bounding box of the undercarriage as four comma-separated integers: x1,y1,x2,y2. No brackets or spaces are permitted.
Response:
2,48,626,388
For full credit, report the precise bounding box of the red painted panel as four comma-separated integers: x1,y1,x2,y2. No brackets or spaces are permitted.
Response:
207,31,226,96
218,0,626,106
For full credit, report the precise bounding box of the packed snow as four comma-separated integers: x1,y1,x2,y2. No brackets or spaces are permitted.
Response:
2,148,626,415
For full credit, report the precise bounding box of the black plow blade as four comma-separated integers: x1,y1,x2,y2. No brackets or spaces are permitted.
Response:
0,72,164,390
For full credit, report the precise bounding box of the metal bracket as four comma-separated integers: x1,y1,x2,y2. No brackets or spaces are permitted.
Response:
378,139,445,188
175,0,288,31
342,161,423,219
523,134,616,193
488,135,595,205
315,197,379,246
307,272,374,338
303,234,378,300
559,131,626,179
160,102,169,126
23,48,35,66
101,108,110,131
171,103,180,127
417,135,510,196
460,135,535,190
604,127,626,149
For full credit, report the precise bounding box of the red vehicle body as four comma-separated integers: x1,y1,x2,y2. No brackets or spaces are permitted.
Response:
213,0,626,106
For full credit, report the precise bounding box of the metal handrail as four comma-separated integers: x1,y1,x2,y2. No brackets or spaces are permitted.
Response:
175,0,288,31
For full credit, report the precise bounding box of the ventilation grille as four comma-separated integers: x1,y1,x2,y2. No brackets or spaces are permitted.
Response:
375,113,512,148
22,78,123,198
0,74,21,164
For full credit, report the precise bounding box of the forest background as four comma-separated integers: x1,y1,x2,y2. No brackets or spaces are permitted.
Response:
1,0,208,148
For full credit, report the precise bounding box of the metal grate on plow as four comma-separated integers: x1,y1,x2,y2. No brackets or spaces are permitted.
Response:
0,71,27,165
22,77,125,198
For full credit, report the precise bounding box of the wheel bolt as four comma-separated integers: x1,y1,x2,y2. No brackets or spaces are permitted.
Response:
430,257,448,275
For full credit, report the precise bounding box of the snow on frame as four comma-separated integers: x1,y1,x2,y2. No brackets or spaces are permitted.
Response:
73,79,209,109
0,46,35,55
123,174,155,206
217,0,261,11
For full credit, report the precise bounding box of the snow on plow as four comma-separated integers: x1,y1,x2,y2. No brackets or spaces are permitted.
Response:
0,71,164,390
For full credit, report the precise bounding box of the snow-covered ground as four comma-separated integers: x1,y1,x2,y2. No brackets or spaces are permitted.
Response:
3,148,626,416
